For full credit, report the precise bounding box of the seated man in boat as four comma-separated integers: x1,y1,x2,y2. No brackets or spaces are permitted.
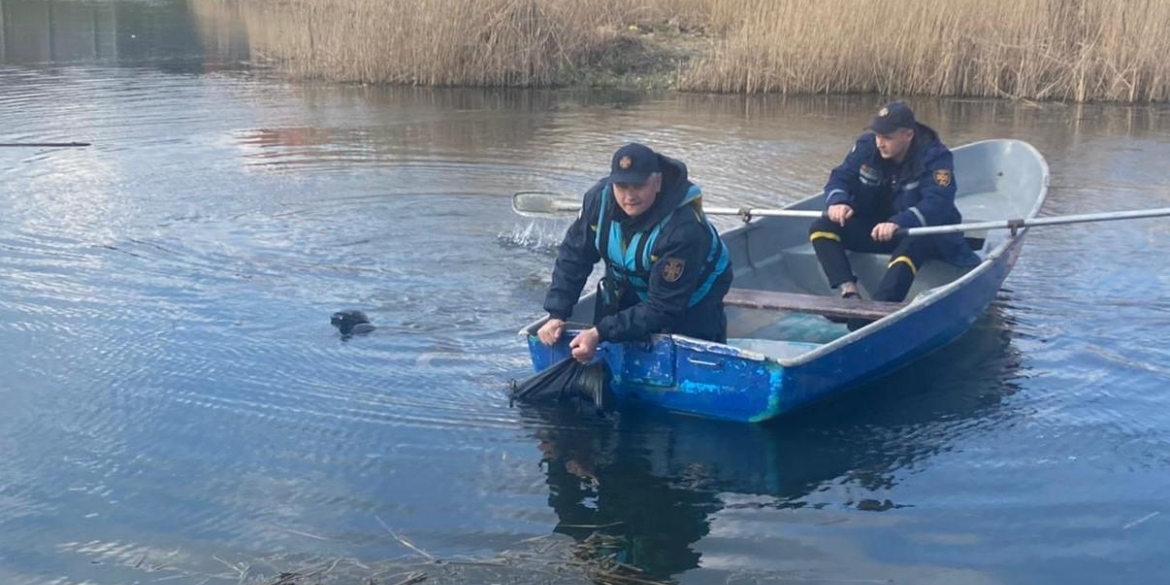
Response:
536,143,733,362
808,101,979,322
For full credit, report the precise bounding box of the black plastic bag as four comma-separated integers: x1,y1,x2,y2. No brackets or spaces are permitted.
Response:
510,357,613,415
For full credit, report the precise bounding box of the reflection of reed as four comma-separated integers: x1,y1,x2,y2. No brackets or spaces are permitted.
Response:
225,86,575,171
0,0,248,70
187,0,250,66
0,0,118,64
190,0,1170,102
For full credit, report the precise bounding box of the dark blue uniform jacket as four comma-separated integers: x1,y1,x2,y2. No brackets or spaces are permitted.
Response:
543,155,732,343
824,124,979,268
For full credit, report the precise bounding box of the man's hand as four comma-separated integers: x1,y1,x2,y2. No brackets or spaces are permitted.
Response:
537,318,565,346
827,204,854,227
871,222,900,242
569,328,601,363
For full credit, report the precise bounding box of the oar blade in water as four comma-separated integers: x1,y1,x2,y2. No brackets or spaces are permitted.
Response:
512,191,582,217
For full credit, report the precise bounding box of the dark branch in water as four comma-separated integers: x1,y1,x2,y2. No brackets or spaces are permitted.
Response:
0,142,92,147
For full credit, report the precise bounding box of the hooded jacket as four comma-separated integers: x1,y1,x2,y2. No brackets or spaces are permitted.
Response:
544,154,733,343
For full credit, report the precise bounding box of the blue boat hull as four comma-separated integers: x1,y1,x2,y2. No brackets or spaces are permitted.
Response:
526,232,1024,422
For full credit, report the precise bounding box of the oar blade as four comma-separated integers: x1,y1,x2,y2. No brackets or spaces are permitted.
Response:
512,191,582,218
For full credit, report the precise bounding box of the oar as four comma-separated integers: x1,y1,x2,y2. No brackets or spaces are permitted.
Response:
514,192,1170,238
0,142,91,148
895,207,1170,237
512,191,822,220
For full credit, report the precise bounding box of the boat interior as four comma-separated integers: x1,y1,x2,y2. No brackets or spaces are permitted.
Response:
721,140,1047,359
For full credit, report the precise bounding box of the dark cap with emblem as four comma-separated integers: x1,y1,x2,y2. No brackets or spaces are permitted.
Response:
868,101,916,134
606,142,660,185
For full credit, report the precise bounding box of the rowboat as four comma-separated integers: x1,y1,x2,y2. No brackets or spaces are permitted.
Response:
520,139,1049,423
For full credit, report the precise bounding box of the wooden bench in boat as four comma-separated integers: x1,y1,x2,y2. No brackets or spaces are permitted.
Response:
724,288,907,321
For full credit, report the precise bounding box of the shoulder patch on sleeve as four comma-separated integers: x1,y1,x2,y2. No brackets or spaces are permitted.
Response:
933,169,952,187
661,257,685,283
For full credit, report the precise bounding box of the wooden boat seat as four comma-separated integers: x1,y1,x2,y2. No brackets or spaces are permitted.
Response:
724,288,906,320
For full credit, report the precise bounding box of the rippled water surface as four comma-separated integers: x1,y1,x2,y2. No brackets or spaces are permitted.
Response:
2,1,1170,584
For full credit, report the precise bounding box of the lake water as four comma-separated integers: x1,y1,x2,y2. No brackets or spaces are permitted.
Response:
2,1,1170,584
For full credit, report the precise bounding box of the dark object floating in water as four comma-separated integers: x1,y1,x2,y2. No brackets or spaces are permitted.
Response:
855,498,910,512
0,141,91,147
510,357,613,416
331,310,375,336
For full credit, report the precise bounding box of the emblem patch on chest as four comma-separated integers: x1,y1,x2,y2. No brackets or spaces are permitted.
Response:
859,164,882,185
661,257,686,283
934,169,952,187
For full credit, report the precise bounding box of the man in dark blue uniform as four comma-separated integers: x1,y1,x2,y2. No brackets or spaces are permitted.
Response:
808,101,978,326
537,143,733,363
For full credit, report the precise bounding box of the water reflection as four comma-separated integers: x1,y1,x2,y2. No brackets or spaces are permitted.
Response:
230,87,577,172
5,1,1170,582
0,0,245,71
521,309,1021,579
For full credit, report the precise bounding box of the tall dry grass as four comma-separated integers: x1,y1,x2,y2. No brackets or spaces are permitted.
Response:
685,0,1170,102
193,0,711,86
191,0,1170,102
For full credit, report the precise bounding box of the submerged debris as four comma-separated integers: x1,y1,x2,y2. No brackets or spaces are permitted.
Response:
133,531,673,585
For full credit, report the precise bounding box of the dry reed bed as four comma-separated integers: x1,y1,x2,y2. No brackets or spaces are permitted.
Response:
191,0,1170,102
688,0,1170,102
193,0,711,87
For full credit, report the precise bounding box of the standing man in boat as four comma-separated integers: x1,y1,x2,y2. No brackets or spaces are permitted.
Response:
536,143,733,363
808,101,979,323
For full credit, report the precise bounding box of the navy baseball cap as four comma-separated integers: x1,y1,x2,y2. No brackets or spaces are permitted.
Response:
606,143,659,185
868,101,916,134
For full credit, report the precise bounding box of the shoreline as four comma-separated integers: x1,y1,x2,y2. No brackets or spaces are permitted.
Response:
192,0,1170,104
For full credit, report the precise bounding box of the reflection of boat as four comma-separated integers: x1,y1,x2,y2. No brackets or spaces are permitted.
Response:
523,313,1020,579
522,139,1047,422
